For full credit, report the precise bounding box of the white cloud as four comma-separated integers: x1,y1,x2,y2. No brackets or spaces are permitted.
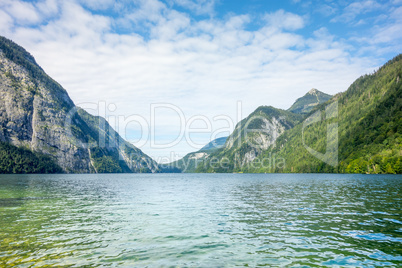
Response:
370,7,402,44
264,9,305,31
124,0,167,24
331,0,382,23
348,5,402,56
78,0,115,11
169,0,216,16
150,10,191,40
36,0,59,17
0,10,13,35
314,4,338,17
390,5,402,21
1,0,41,25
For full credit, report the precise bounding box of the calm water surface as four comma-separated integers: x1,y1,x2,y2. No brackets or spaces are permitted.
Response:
0,173,401,267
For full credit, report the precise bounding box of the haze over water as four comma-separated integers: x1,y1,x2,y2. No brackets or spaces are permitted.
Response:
0,173,401,267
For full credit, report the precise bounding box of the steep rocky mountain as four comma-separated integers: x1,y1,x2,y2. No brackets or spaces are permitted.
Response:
288,88,332,114
167,136,227,172
0,36,158,173
196,106,303,172
196,54,402,174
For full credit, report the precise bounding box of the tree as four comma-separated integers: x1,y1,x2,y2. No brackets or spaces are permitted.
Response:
385,163,396,174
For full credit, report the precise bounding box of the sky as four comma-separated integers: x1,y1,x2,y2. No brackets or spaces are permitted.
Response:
0,0,401,162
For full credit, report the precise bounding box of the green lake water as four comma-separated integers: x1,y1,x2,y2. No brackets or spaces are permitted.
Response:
0,173,401,267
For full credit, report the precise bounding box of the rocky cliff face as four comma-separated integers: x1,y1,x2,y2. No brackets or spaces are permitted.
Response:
195,106,303,172
0,36,158,173
221,106,302,164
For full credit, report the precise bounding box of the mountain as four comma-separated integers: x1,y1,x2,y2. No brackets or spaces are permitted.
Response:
288,88,332,114
172,89,332,173
196,106,303,172
0,36,158,173
200,136,227,151
166,136,228,172
196,54,402,174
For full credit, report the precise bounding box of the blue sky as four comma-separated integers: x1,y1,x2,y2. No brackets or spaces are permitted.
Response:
0,0,401,162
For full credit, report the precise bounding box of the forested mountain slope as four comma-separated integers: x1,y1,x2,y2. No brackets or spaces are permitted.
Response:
196,54,402,174
263,54,402,174
196,106,303,172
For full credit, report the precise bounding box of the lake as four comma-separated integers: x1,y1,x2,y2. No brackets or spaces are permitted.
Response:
0,173,401,267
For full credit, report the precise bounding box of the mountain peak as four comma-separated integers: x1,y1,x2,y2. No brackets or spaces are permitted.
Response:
308,88,318,94
288,89,332,114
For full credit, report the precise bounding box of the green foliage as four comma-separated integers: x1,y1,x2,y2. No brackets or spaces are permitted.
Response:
0,142,63,174
89,147,121,173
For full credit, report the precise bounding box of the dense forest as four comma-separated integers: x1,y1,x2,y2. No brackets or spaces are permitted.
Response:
0,142,62,174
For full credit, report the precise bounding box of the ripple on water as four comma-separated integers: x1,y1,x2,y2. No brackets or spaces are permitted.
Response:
0,173,401,267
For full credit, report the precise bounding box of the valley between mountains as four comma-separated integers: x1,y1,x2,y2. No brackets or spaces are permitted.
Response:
1,36,401,174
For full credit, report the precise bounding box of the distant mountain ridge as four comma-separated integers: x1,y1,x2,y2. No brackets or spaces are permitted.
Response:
166,136,228,172
0,36,158,173
200,137,227,151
